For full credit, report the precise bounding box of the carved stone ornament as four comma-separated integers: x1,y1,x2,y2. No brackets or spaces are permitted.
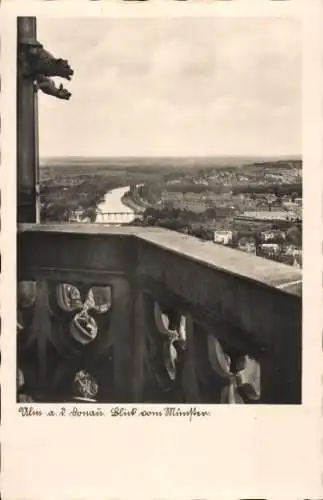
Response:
207,335,261,403
19,40,74,100
72,370,99,402
154,302,187,381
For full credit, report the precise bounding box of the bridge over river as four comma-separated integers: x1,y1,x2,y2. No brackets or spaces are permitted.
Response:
96,211,141,224
95,186,137,224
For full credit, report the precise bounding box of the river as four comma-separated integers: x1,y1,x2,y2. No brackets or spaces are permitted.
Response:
95,185,135,224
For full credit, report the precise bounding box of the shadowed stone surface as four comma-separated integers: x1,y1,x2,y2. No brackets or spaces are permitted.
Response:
18,223,302,404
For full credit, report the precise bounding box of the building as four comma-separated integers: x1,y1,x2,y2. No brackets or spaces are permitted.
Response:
161,190,212,213
238,242,256,254
213,230,233,246
260,230,286,242
261,243,280,254
235,210,300,223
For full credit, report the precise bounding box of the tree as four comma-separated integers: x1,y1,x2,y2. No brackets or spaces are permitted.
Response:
82,207,97,223
286,226,302,247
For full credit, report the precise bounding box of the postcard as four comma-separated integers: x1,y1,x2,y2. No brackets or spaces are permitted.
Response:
1,0,322,499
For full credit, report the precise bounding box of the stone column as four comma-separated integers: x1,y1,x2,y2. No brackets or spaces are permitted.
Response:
17,17,39,223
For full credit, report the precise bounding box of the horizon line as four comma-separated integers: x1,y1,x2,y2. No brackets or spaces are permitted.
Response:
40,154,302,160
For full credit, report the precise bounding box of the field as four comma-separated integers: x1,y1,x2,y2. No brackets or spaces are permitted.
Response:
40,156,302,186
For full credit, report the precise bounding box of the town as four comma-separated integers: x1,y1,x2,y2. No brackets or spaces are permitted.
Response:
40,158,302,269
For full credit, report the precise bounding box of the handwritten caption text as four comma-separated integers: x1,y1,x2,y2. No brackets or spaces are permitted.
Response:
18,406,211,421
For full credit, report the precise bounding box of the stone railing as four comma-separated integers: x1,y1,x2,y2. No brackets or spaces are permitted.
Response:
17,223,302,405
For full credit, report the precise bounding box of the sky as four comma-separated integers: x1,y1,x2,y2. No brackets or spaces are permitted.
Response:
37,17,302,158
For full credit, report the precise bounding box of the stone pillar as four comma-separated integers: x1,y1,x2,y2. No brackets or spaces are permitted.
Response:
17,17,40,223
132,288,152,402
107,277,134,402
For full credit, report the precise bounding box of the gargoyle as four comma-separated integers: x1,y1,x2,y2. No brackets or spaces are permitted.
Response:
35,75,71,100
26,43,74,80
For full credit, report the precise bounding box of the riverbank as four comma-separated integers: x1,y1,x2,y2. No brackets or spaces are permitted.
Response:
121,187,151,214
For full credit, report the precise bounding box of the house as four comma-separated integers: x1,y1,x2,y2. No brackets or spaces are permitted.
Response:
213,230,233,246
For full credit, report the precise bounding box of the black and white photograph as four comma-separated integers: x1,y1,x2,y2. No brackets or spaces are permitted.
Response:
17,13,302,405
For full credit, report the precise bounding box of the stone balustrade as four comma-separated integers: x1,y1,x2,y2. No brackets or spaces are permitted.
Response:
17,223,302,404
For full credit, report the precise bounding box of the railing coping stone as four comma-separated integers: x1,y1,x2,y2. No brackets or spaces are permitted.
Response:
18,223,302,297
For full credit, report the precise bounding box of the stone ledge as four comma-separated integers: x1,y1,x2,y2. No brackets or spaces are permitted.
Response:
18,223,302,296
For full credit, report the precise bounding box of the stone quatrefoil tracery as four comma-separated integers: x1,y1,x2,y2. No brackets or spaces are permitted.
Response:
153,302,261,403
55,283,111,345
17,281,261,403
17,281,112,402
18,281,111,344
